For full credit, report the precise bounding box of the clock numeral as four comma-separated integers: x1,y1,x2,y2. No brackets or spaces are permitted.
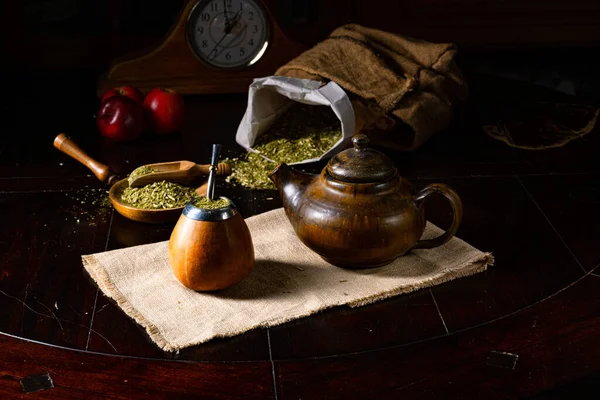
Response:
225,52,232,60
253,25,258,33
202,40,208,48
248,11,254,20
210,48,218,58
202,13,211,21
248,38,254,46
210,3,218,12
240,47,245,56
197,26,204,34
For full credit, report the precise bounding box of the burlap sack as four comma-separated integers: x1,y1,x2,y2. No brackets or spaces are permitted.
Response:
276,24,468,150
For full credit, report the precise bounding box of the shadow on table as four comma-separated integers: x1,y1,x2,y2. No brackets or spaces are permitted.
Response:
210,256,443,301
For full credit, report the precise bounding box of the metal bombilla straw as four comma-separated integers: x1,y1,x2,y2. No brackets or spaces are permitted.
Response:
206,144,222,200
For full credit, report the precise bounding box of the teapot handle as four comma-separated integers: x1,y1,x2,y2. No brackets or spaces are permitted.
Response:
413,183,463,250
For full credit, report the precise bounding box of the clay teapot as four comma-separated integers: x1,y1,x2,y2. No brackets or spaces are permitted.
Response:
269,134,463,268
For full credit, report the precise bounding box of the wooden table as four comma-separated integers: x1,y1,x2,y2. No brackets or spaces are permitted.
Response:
1,72,599,399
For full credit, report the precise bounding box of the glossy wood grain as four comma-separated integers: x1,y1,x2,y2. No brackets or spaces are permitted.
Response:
0,333,275,399
268,289,447,360
0,191,112,349
2,69,600,397
519,174,600,271
275,272,600,399
0,176,104,192
424,177,585,332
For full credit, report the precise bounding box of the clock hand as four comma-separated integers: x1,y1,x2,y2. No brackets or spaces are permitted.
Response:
211,10,247,59
208,32,230,59
223,0,231,33
213,24,247,59
209,9,243,59
231,6,243,28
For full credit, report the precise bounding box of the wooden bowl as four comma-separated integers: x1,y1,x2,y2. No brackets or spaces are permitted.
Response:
108,179,185,224
53,133,207,225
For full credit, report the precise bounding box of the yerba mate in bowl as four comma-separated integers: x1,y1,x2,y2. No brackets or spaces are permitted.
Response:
121,181,196,209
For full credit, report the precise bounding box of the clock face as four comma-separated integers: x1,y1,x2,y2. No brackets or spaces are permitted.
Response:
187,0,270,69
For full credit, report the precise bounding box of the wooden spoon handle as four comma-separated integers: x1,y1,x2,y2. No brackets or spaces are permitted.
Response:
192,163,232,177
53,133,116,184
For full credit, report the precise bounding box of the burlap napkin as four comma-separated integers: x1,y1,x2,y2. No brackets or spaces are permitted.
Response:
82,208,492,352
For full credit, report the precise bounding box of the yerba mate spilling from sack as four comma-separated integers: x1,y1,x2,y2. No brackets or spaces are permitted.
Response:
276,24,468,150
227,103,342,189
235,76,355,165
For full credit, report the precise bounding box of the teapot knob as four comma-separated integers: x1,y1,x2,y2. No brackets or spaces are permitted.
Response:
352,134,370,149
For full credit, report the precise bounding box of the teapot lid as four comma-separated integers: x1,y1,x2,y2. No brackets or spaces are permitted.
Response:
326,134,396,183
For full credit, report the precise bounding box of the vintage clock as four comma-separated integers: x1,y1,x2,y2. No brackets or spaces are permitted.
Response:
99,0,305,95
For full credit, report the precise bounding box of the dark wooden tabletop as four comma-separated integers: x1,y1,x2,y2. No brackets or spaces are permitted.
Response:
1,71,599,399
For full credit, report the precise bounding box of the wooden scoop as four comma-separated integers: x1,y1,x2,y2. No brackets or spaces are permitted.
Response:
53,133,218,224
128,161,231,188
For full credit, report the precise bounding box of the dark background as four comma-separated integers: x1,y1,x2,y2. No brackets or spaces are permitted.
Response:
0,3,599,398
2,0,600,163
3,0,600,169
4,0,600,81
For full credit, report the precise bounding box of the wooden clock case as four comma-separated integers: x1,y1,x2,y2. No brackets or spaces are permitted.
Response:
98,0,306,95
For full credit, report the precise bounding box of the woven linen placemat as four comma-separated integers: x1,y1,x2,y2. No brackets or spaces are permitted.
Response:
82,208,493,352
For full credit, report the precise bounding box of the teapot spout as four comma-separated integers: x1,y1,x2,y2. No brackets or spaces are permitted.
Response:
269,163,315,208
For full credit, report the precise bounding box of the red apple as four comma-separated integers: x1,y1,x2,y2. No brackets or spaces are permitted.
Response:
96,96,144,142
101,86,144,104
143,88,185,134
